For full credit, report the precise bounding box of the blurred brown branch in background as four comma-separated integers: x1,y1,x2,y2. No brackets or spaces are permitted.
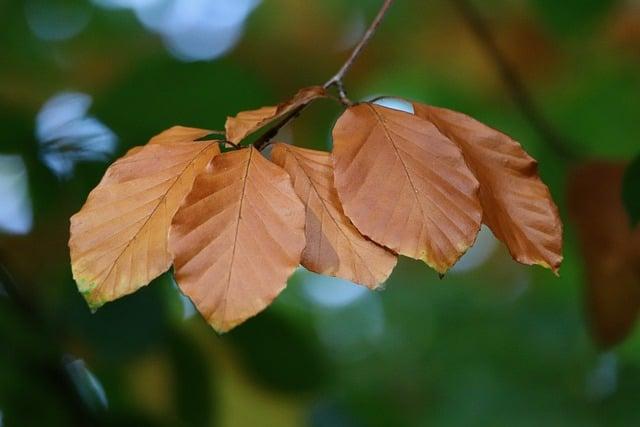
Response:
452,0,579,161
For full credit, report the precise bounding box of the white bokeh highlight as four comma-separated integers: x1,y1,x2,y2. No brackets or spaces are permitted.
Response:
92,0,260,61
296,269,387,362
373,97,414,113
451,225,498,273
36,92,117,178
0,155,33,235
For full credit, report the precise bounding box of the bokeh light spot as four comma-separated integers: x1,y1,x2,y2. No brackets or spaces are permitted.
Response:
36,92,117,178
451,225,498,273
373,97,414,113
25,0,91,42
586,352,618,400
0,155,33,235
92,0,261,62
300,269,369,309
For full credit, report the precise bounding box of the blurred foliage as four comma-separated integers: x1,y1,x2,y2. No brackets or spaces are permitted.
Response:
530,0,618,36
1,0,640,426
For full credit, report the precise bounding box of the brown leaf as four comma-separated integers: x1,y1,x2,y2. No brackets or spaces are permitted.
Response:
332,103,482,273
271,143,397,288
69,126,219,309
225,86,327,143
413,103,563,273
169,147,305,332
124,126,215,156
568,162,640,348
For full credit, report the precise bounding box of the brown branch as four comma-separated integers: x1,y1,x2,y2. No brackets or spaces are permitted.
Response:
324,0,395,89
451,0,578,161
253,0,395,151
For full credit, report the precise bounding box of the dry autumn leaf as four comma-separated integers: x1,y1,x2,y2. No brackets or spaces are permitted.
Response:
225,86,327,143
169,147,305,332
568,162,640,349
412,102,563,273
124,126,218,156
69,126,220,309
271,143,397,288
332,103,483,273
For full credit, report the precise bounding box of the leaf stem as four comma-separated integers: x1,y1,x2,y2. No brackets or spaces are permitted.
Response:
253,0,395,151
0,260,100,425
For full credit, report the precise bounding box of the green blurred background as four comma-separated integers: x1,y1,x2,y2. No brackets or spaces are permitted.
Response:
1,0,640,426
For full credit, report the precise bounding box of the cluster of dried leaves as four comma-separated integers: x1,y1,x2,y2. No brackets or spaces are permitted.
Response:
69,86,563,332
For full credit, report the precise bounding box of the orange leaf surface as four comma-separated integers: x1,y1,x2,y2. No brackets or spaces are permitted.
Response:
169,147,305,332
225,86,327,143
271,143,397,288
413,103,563,273
568,162,640,348
332,103,482,273
69,126,219,309
124,126,215,156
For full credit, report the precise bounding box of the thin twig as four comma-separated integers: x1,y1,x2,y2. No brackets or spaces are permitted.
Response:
253,107,308,151
451,0,578,161
334,79,352,106
324,0,395,89
253,0,395,151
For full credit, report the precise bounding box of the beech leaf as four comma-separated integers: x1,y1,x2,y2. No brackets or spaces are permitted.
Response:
332,103,483,273
169,147,305,332
568,162,640,348
271,143,397,288
69,126,220,309
412,103,563,273
225,86,327,143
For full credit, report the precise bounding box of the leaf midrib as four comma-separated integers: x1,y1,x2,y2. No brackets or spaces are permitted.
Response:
220,148,253,326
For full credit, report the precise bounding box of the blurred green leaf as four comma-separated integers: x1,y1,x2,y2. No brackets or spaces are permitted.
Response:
227,311,327,393
168,331,216,427
68,274,173,364
529,0,619,35
544,62,640,158
64,356,108,413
